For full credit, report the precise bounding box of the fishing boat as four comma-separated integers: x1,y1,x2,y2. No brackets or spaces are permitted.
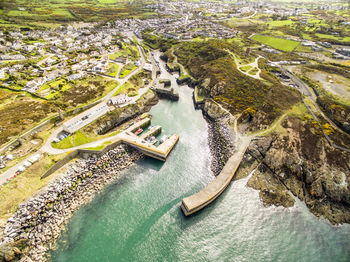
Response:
135,128,143,135
159,135,168,144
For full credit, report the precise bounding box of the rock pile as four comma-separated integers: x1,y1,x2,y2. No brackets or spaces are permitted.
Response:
202,99,235,176
207,116,235,176
0,145,143,261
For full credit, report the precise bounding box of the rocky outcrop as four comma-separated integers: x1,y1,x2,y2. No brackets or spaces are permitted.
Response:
152,87,179,101
176,76,199,87
203,99,230,120
200,78,225,97
247,167,295,208
317,97,350,134
243,116,350,224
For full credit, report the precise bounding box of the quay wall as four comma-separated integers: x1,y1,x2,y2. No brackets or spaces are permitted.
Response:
181,144,249,216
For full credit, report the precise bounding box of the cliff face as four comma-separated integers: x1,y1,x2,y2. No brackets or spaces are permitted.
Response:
243,116,350,225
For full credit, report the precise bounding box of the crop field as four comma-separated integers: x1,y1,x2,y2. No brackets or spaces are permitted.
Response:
315,33,350,43
251,34,300,52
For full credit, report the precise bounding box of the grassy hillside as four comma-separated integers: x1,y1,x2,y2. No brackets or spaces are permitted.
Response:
170,39,301,131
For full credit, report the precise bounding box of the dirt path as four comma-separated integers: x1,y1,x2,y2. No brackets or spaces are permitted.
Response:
226,50,262,80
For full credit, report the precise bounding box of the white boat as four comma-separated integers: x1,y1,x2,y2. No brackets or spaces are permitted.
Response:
160,135,168,144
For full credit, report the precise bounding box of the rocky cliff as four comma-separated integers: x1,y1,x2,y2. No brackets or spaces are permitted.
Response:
240,116,350,225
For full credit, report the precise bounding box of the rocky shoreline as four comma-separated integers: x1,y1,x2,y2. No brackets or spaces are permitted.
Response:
206,118,235,176
201,96,350,225
201,99,236,176
0,145,143,261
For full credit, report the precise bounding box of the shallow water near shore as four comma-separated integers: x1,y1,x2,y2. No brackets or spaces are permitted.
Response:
52,59,350,262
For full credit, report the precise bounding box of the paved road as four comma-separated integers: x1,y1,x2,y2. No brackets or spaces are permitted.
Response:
277,66,350,152
280,66,348,134
41,44,147,154
0,43,150,185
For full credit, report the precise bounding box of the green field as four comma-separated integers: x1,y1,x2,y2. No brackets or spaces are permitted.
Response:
98,0,123,3
106,63,119,77
113,81,138,97
52,130,96,149
251,34,300,52
315,33,350,43
267,20,296,27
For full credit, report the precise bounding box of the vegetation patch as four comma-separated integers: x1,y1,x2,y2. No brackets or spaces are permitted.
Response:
174,40,300,132
119,63,137,78
0,96,56,146
251,34,300,52
106,63,119,77
52,130,105,149
49,76,119,108
0,153,65,221
114,81,138,97
240,65,252,72
315,33,350,43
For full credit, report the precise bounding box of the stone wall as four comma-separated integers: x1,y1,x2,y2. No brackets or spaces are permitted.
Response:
41,140,123,179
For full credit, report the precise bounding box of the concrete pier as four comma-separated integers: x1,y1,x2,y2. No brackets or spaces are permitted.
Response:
151,79,179,101
140,125,162,139
181,143,249,216
42,118,179,178
119,132,179,161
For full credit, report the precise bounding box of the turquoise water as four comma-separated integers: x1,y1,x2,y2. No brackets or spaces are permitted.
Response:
52,60,350,262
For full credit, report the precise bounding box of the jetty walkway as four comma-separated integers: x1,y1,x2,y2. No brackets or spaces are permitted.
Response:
42,118,179,178
181,139,250,216
119,118,179,161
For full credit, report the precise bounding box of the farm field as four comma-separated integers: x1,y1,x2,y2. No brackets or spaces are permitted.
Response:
251,34,300,52
315,33,350,43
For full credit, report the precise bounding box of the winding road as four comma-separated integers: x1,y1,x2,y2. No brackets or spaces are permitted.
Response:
0,43,154,185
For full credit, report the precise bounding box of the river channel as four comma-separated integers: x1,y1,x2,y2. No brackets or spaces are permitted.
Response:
51,53,350,262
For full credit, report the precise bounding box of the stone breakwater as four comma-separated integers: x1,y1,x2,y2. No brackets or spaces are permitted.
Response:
0,145,143,261
202,99,235,176
207,119,235,176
